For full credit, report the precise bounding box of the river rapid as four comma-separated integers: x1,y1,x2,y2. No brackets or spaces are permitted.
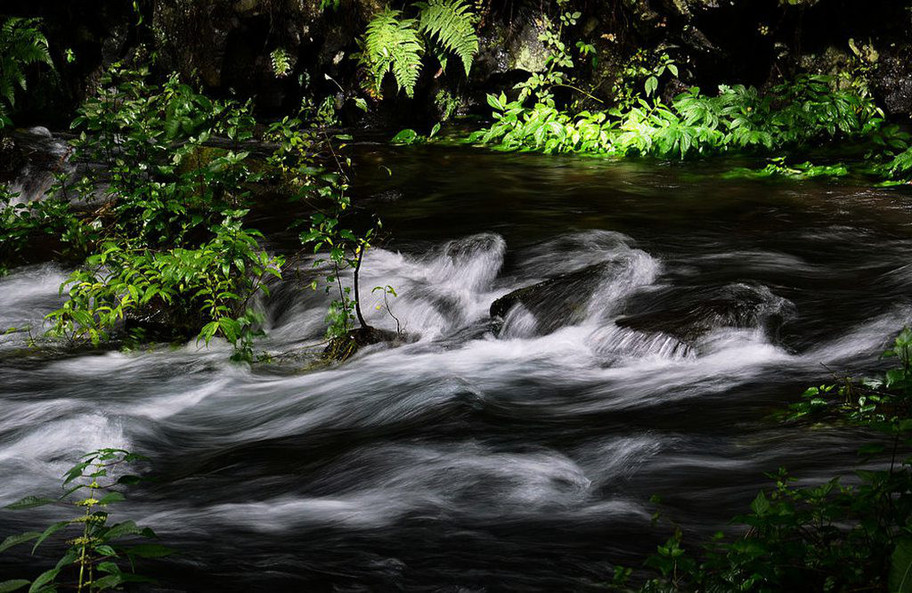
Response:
2,144,912,591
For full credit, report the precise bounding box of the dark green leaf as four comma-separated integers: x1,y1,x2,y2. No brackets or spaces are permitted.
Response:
126,543,175,558
0,532,40,554
5,497,55,511
891,538,912,593
27,569,58,593
31,522,69,553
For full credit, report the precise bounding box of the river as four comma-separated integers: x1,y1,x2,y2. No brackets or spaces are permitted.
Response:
1,143,911,591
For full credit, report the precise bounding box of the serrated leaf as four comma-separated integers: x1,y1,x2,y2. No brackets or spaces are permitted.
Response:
750,491,770,516
0,532,40,553
31,522,70,553
27,569,58,593
98,492,125,505
5,497,55,510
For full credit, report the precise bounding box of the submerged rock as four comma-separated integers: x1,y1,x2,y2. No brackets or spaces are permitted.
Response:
323,325,412,361
123,305,201,344
490,263,610,336
616,283,793,343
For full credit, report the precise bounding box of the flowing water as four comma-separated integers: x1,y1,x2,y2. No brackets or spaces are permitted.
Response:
2,143,912,591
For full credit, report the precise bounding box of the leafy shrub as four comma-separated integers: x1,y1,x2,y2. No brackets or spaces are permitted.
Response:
47,212,282,360
625,328,912,592
0,187,84,275
473,75,885,160
0,448,171,593
32,65,287,359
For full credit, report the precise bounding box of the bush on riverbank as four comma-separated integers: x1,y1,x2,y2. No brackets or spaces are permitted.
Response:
621,328,912,593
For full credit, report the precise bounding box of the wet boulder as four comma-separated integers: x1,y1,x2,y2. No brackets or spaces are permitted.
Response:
323,325,411,361
616,283,793,343
490,263,610,336
874,44,912,117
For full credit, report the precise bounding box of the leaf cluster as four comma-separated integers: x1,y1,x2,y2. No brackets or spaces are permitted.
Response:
474,75,886,160
0,449,172,593
621,328,912,592
0,17,53,128
358,0,478,98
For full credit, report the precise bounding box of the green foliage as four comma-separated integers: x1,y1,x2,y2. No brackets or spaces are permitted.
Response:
263,112,375,344
434,88,461,121
0,186,84,273
514,0,579,106
0,17,52,128
474,75,885,160
722,158,850,180
270,48,293,78
416,0,478,77
1,448,171,593
23,64,291,360
627,327,912,592
391,128,422,145
359,9,424,98
358,1,478,99
372,284,401,335
47,213,282,360
611,50,678,110
301,211,377,341
885,146,912,183
68,66,258,247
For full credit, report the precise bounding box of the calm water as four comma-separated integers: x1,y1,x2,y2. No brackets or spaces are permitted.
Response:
1,144,911,591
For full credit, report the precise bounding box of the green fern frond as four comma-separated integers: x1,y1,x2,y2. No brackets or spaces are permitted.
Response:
416,0,478,76
359,9,424,98
0,17,52,111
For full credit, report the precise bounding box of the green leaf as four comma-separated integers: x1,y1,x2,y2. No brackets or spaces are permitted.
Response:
750,491,770,516
27,569,58,593
645,76,658,97
90,574,123,591
391,128,420,145
5,497,55,510
96,562,121,574
0,581,30,593
126,543,175,558
359,9,424,97
891,538,912,593
100,520,143,542
487,93,503,111
53,548,78,570
31,521,70,553
97,491,125,505
0,532,40,553
416,0,478,76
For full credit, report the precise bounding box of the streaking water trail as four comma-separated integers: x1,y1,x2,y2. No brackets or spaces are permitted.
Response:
2,148,912,591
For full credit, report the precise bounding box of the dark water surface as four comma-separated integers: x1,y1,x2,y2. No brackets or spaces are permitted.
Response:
2,144,912,591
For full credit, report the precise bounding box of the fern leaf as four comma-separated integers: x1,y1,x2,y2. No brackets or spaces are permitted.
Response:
416,0,478,76
359,9,424,98
0,17,52,111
